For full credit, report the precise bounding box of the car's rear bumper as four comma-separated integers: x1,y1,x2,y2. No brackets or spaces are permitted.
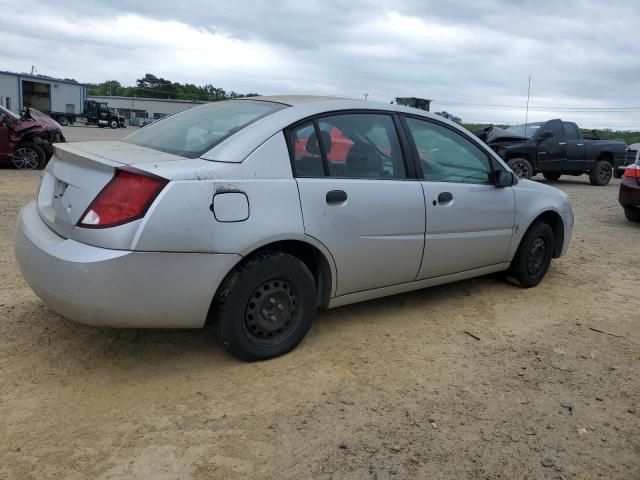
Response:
619,178,640,208
14,201,241,328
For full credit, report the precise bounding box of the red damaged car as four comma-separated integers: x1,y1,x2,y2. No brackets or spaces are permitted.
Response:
619,152,640,222
0,106,65,169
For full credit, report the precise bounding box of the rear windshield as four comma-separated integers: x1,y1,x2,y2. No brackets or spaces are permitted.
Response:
124,100,287,158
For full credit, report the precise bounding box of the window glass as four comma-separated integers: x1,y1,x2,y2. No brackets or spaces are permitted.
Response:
405,117,492,184
317,114,406,179
125,100,287,158
563,122,580,140
542,120,564,140
290,122,326,177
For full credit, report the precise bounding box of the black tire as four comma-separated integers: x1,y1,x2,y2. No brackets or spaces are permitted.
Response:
613,168,624,179
624,207,640,222
589,160,612,186
12,142,45,170
212,252,317,361
543,172,562,181
507,158,533,180
507,221,554,288
109,119,119,129
57,115,69,126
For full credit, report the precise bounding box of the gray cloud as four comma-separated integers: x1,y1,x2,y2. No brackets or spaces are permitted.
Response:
0,0,638,128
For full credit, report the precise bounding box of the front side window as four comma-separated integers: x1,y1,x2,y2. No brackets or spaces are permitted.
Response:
125,100,287,158
405,117,493,184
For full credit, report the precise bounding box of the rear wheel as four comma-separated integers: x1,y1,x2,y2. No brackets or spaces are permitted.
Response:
543,172,562,181
109,119,119,129
507,221,554,288
624,206,640,222
12,143,44,170
507,158,533,180
212,252,317,361
57,115,69,126
589,160,612,186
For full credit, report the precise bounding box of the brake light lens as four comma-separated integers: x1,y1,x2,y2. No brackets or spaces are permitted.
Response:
78,168,168,228
624,164,640,178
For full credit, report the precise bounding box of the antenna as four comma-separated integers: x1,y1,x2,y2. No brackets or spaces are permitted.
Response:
525,74,532,127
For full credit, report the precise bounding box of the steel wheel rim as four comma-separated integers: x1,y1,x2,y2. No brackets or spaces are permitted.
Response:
243,279,300,346
13,148,40,169
512,162,529,178
527,238,547,276
598,163,611,183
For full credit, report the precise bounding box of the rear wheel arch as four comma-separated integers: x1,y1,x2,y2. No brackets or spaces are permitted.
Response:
597,151,613,164
216,240,334,311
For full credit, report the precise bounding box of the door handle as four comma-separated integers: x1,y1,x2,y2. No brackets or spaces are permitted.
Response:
326,190,347,204
437,192,453,204
577,143,584,146
558,142,567,145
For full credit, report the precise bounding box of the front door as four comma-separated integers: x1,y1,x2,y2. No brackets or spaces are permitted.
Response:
402,116,516,279
536,119,568,171
289,113,426,296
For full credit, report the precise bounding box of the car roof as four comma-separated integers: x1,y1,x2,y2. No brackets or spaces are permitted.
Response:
201,96,467,163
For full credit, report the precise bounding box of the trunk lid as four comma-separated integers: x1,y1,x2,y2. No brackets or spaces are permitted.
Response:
37,141,180,240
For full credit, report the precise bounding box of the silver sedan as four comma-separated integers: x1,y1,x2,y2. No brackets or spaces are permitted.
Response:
15,96,574,360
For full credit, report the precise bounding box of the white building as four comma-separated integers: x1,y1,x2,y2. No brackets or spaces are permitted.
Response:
89,95,204,125
0,70,88,115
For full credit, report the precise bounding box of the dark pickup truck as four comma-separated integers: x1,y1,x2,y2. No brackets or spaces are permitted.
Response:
474,119,626,186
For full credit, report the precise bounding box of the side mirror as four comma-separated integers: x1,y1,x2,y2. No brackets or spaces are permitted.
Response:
495,170,516,187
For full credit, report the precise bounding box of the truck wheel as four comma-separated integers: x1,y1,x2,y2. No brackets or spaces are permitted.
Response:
57,116,69,126
507,158,533,180
613,168,624,179
12,143,45,170
624,207,640,222
109,119,119,129
212,252,317,361
589,160,612,186
543,172,561,181
506,221,554,288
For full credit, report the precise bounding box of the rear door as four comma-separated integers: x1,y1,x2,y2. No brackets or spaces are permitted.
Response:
402,116,515,279
289,113,426,296
536,119,567,171
563,122,586,170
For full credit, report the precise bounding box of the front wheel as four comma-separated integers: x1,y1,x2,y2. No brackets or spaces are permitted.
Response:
57,115,69,126
507,221,554,288
109,119,119,129
212,252,317,361
589,160,612,186
507,158,533,180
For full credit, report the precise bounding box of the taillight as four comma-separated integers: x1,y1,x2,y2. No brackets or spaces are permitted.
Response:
624,164,640,178
78,168,168,228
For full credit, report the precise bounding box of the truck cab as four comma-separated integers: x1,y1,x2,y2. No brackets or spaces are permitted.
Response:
477,119,625,185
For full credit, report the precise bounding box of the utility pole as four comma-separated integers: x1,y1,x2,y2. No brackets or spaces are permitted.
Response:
363,92,369,101
525,75,532,127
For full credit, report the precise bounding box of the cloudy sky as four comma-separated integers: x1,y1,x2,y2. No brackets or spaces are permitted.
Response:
1,0,639,128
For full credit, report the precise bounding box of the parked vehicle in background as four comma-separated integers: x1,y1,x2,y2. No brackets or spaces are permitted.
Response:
474,119,626,185
49,100,126,129
615,143,640,179
619,155,640,222
14,96,573,361
0,105,64,169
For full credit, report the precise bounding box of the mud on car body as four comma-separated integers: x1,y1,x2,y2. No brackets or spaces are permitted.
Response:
0,106,65,169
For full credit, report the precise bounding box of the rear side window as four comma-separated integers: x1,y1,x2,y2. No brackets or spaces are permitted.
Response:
288,113,407,179
563,122,580,140
125,100,287,158
542,120,564,140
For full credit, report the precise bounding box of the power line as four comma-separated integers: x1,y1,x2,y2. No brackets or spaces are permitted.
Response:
432,99,640,112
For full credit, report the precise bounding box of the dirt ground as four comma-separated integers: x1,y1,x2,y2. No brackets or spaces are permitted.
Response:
1,129,639,479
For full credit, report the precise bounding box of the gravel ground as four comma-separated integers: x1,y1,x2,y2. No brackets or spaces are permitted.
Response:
0,131,638,479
